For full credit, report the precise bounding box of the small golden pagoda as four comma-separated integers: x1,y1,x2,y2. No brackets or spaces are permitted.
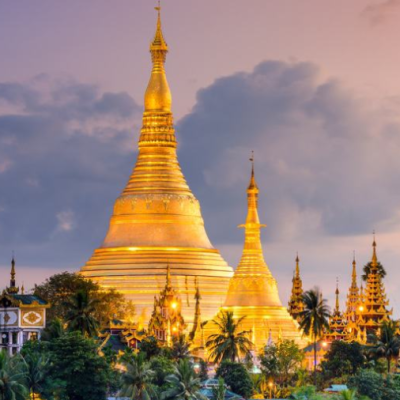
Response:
210,158,304,349
325,280,348,342
354,237,392,334
80,6,233,325
288,254,304,323
344,255,360,339
148,265,185,345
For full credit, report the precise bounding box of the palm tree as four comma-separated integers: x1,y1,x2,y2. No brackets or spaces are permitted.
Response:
362,261,386,281
119,352,156,400
171,334,191,361
339,389,357,400
370,320,400,373
22,352,49,400
63,289,100,337
211,378,226,400
41,317,66,341
205,310,253,363
298,288,330,386
161,359,205,400
0,351,28,400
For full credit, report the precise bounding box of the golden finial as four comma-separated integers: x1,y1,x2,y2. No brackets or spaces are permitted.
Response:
7,253,19,294
295,252,300,276
145,2,171,112
335,278,340,314
371,231,378,269
352,251,357,280
21,282,25,295
248,151,258,191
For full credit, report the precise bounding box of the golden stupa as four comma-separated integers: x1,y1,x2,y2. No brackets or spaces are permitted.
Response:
80,7,233,325
219,158,304,349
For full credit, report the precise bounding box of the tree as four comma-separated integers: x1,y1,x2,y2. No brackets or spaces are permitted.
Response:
22,351,49,400
216,361,253,399
161,358,205,400
260,340,304,387
34,272,126,327
362,261,386,281
369,320,400,373
197,359,208,382
205,310,253,363
0,352,28,400
298,288,330,385
119,352,156,400
348,369,384,400
149,356,175,393
171,334,191,361
320,341,366,378
64,289,100,337
47,331,111,400
41,317,66,341
140,336,162,359
212,378,226,400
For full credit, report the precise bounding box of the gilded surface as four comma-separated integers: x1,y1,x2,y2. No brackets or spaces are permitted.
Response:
80,8,233,325
219,162,305,349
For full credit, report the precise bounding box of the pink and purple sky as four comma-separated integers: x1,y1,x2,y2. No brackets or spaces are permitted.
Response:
1,0,400,314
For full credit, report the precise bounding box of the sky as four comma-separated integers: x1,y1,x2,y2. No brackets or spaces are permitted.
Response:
1,0,400,314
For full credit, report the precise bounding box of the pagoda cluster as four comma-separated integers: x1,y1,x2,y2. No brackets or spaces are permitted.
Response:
287,237,396,344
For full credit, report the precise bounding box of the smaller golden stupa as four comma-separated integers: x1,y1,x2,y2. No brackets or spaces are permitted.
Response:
210,157,304,349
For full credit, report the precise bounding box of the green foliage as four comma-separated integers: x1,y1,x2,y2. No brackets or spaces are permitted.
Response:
321,341,366,378
298,288,330,385
171,334,191,361
46,331,111,400
368,320,400,373
34,271,126,328
139,336,162,359
63,289,100,337
161,358,205,400
206,310,253,363
216,360,253,399
362,261,386,281
0,351,28,400
197,359,208,382
150,356,175,392
119,352,156,400
260,340,304,387
349,369,382,399
212,378,226,400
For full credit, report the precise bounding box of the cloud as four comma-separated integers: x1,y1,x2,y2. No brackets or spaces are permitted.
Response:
177,60,400,244
0,76,141,267
362,0,400,26
56,210,76,233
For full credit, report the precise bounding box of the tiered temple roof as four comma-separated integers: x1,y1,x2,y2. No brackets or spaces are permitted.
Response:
148,265,185,345
288,254,304,322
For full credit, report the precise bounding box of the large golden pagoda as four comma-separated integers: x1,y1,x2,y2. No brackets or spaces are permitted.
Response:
215,159,304,349
80,7,233,325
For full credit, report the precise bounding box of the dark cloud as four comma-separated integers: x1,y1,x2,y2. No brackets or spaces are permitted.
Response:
1,61,400,277
0,77,141,267
177,60,400,244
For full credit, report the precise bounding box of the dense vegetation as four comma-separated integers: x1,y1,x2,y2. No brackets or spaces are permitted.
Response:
1,275,399,400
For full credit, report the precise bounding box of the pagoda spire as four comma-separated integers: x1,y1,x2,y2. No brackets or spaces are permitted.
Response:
224,155,282,307
288,253,304,322
345,253,360,328
7,255,19,294
371,232,378,270
236,154,268,275
334,278,340,316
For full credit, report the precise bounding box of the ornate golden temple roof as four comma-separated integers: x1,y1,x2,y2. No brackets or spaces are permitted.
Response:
80,6,233,325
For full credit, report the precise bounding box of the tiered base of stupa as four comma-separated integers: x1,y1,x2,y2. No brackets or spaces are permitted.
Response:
219,305,307,349
81,246,232,326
